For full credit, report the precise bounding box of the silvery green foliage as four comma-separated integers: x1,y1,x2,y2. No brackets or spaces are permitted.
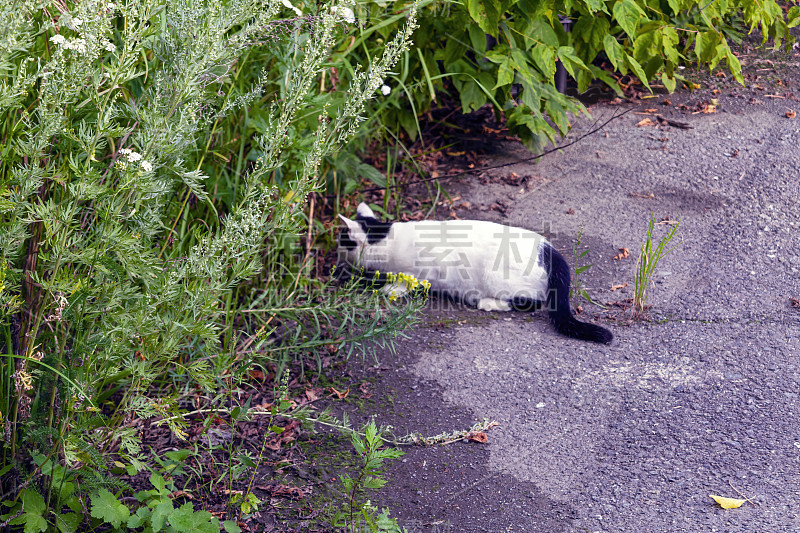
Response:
0,0,419,467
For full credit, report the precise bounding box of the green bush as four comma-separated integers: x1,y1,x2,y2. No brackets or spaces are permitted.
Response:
336,0,798,152
0,0,424,529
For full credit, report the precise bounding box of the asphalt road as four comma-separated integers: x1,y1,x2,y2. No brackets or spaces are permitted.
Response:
368,81,800,532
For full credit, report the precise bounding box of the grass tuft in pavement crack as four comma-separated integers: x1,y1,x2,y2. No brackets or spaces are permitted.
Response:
633,214,682,317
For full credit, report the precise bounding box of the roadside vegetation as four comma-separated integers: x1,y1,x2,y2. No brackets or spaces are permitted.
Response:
0,0,793,531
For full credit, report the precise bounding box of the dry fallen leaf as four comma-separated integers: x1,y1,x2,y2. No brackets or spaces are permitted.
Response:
693,103,717,114
610,283,629,291
248,369,266,381
359,381,373,398
629,192,655,199
786,109,796,118
305,388,323,402
613,248,630,261
467,432,488,443
790,297,800,309
710,494,746,509
644,108,658,113
329,387,349,399
636,117,656,127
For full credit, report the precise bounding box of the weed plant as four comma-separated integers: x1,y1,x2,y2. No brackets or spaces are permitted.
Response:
0,0,422,530
332,420,404,533
633,214,681,317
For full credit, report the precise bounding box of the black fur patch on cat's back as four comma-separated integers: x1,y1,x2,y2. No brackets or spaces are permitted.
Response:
356,214,393,244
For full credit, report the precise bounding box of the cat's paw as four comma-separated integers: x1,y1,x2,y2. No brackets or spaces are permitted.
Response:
477,298,512,312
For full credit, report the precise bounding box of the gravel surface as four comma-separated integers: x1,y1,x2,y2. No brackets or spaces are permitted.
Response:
365,72,800,532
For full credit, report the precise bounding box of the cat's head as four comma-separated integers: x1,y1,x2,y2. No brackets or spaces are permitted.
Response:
337,203,392,267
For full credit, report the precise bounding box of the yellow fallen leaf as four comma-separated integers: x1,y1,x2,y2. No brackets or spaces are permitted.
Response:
710,494,746,509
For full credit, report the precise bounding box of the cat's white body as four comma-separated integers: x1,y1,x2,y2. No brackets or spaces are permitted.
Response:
342,217,549,310
338,203,613,343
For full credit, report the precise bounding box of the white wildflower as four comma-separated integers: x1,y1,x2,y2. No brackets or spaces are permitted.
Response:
62,38,88,54
70,16,84,28
141,160,153,172
381,84,391,96
108,2,116,9
103,40,115,52
281,0,302,16
126,151,142,162
119,148,131,155
332,5,355,24
50,34,66,45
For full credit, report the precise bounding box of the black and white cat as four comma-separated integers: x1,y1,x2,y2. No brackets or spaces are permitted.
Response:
338,203,613,344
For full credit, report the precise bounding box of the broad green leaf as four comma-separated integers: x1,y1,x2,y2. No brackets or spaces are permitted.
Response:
694,31,720,65
54,512,81,533
468,23,486,55
376,509,400,530
661,71,677,92
725,46,744,84
150,472,168,493
557,46,589,78
612,0,646,38
465,0,503,36
151,500,173,532
358,163,386,188
633,30,658,64
660,27,680,64
643,56,664,82
224,521,243,533
625,54,651,90
518,79,542,110
459,80,487,112
22,514,47,533
667,0,682,14
528,18,559,47
128,506,151,529
90,489,130,529
20,489,46,516
544,98,570,134
576,69,592,93
169,502,219,533
588,17,610,50
710,42,727,70
444,36,468,67
590,66,624,95
519,0,556,22
603,35,625,71
485,46,511,64
14,489,48,533
788,6,800,27
529,44,556,81
583,0,608,14
495,58,515,88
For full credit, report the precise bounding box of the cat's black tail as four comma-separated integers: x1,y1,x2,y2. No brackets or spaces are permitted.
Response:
541,243,614,344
